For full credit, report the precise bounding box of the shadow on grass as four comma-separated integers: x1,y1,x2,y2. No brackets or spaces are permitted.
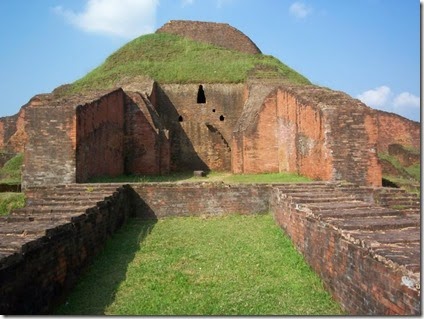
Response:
53,217,157,315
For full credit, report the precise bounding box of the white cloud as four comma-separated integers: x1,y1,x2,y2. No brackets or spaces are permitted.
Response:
289,2,312,19
53,0,159,39
181,0,195,7
393,92,420,109
357,86,420,121
356,86,392,107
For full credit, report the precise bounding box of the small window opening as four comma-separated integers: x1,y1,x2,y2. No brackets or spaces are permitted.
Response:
197,85,206,104
219,115,225,121
178,115,183,122
212,109,216,112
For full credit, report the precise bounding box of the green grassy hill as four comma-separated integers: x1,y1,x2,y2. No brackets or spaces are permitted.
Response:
60,33,310,95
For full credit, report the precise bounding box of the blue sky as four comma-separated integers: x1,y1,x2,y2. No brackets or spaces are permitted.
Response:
0,0,420,121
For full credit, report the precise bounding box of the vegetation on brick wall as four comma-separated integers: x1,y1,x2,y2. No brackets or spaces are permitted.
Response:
0,192,25,216
0,153,23,185
63,33,310,95
378,152,420,193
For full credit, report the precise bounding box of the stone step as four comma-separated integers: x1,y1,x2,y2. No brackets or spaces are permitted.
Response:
305,201,374,211
3,214,79,223
345,227,420,245
288,195,355,203
277,187,336,195
313,207,402,219
0,219,66,236
325,215,419,231
27,198,107,206
12,206,93,215
29,191,116,199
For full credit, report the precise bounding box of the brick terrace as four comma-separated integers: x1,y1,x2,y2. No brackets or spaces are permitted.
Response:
0,182,420,315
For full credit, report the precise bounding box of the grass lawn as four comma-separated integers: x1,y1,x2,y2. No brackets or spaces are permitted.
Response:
88,171,312,184
54,214,343,315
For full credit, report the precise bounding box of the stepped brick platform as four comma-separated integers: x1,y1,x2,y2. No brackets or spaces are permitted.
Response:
271,182,420,315
0,184,134,314
0,182,420,315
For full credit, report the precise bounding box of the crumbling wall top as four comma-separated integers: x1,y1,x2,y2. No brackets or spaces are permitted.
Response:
156,20,261,54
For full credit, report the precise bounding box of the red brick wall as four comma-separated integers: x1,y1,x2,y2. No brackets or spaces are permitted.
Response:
232,87,333,180
152,83,245,171
375,111,420,153
156,20,261,54
124,92,170,175
22,105,77,189
129,183,271,218
271,187,420,315
233,85,382,186
76,89,125,182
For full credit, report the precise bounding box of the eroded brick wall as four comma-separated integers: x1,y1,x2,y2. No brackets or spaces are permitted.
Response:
22,105,77,189
76,89,125,182
233,85,382,186
323,103,382,186
376,111,420,153
156,20,261,54
233,86,333,180
0,114,18,150
152,83,245,171
129,183,271,218
124,92,170,175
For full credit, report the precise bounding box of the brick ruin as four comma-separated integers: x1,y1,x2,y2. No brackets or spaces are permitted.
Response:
0,182,420,314
0,20,420,314
0,20,418,188
15,79,419,189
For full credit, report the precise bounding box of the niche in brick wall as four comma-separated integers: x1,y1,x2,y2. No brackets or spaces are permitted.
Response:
197,85,206,103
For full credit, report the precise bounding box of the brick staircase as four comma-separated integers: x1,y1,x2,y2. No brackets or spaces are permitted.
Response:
273,182,420,272
0,184,122,256
0,183,132,314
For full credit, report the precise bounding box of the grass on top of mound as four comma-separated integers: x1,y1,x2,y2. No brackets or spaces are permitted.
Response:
63,33,310,95
54,214,343,315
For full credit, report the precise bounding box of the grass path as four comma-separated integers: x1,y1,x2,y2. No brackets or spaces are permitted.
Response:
54,214,343,315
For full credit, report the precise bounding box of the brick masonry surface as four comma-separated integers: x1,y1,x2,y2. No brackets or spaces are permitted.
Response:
0,182,420,315
156,20,262,54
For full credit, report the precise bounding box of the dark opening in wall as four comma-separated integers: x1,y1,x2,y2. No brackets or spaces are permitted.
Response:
212,109,216,112
178,115,183,122
197,85,206,103
219,115,225,121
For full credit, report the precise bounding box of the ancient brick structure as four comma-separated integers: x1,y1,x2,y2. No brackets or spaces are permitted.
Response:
156,20,261,54
21,89,170,188
0,20,418,188
0,182,420,314
376,111,420,153
233,83,383,186
0,19,419,316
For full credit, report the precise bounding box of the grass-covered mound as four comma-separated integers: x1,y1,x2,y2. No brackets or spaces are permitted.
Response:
63,33,310,95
